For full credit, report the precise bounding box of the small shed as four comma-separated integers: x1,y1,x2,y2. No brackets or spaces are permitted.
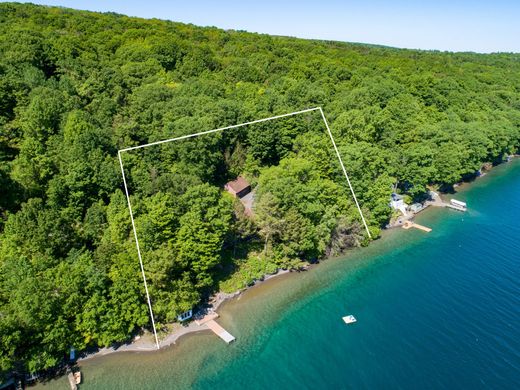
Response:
177,309,193,322
409,203,424,214
225,176,251,199
428,190,439,200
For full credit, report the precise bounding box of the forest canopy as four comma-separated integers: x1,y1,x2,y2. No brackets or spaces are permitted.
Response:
1,3,519,375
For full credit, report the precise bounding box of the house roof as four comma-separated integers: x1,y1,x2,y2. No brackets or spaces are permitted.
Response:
226,176,250,193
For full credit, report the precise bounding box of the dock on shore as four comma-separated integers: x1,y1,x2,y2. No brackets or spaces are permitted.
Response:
195,313,235,344
206,320,236,343
195,313,219,325
402,221,432,232
67,373,77,390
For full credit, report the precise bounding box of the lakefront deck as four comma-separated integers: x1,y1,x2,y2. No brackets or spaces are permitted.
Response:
196,313,236,344
402,221,432,232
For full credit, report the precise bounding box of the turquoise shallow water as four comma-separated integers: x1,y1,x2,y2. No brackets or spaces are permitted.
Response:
40,161,520,389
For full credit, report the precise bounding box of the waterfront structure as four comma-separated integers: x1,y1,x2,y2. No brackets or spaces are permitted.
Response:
342,315,357,324
409,203,424,214
206,320,236,343
390,193,404,208
448,199,467,211
195,312,235,343
428,190,439,200
390,193,408,215
402,221,432,232
177,309,193,322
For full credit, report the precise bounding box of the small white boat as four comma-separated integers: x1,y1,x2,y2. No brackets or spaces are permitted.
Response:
342,315,357,324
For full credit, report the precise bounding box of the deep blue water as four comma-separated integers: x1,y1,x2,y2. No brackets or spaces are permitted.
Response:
194,161,520,389
46,161,520,389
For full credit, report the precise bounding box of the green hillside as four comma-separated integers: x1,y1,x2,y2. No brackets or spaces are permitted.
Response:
1,3,519,374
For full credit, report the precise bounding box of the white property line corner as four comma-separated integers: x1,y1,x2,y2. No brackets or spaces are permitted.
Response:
117,107,371,348
318,107,372,239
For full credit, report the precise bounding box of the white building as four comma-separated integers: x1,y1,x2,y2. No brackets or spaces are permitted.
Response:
409,203,424,214
177,309,193,322
390,193,408,215
390,193,404,209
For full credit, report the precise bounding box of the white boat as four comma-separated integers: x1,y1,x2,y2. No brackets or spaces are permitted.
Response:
450,199,467,209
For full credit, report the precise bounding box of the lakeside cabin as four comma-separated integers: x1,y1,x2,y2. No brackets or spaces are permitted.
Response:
409,203,424,214
390,193,408,216
225,176,254,216
224,176,251,198
390,193,404,209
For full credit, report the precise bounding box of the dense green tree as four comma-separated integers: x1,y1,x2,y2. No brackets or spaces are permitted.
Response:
174,184,233,288
254,192,284,256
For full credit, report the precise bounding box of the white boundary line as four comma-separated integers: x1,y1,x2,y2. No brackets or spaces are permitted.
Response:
118,151,160,349
117,107,371,349
319,107,372,238
119,107,320,153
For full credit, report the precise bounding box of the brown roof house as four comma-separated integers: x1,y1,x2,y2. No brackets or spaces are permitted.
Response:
224,176,251,198
225,176,254,216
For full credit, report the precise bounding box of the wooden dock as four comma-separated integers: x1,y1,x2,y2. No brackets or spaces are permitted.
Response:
196,312,235,343
402,221,432,232
206,320,236,343
67,373,77,390
195,312,219,326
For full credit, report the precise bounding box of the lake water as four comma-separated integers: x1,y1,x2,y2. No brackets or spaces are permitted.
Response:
40,160,520,389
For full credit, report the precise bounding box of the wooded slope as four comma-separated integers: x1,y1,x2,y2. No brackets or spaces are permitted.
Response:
1,3,519,374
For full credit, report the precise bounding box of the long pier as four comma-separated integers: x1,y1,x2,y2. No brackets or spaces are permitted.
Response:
196,313,236,344
205,320,236,343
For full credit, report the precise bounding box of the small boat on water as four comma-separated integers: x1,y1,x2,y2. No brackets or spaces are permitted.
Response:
342,315,357,324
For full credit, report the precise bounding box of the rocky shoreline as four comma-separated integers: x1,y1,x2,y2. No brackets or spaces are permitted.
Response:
78,268,292,361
